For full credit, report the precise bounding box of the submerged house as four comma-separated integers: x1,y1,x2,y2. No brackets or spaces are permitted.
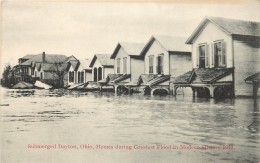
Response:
173,16,260,98
89,54,114,82
66,56,92,86
126,35,192,95
108,42,145,93
15,52,69,87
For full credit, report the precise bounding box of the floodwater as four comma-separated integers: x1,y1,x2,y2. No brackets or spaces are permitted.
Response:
0,87,259,163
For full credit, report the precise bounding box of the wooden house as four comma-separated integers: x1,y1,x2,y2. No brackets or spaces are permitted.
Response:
89,54,114,82
126,35,191,95
173,17,260,98
107,42,145,93
66,56,92,86
17,52,68,84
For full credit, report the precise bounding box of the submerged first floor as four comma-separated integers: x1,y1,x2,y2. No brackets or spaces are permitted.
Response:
172,68,259,98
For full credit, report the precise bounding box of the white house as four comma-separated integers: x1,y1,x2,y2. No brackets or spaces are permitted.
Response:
173,16,260,98
128,35,192,95
89,54,114,82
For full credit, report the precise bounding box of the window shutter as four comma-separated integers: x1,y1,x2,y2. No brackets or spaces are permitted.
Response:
211,43,215,67
221,41,226,67
196,46,199,68
205,44,209,68
156,56,159,74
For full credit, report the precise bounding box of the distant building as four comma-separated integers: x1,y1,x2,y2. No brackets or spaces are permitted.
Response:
173,17,260,97
67,56,92,85
15,52,69,87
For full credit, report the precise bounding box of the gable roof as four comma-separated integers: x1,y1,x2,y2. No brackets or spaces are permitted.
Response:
65,55,78,62
89,54,114,67
110,42,145,59
68,60,79,71
186,16,260,44
79,59,91,70
21,53,68,66
140,35,191,57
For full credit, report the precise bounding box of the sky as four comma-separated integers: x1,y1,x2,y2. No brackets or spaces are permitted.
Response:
1,1,260,72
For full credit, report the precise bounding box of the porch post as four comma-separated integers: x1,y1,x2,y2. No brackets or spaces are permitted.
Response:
209,85,214,98
253,81,259,99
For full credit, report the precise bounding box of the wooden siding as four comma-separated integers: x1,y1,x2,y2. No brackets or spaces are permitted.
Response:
191,21,233,68
233,37,260,96
114,48,131,74
130,58,145,81
85,72,92,82
144,39,169,75
103,67,114,79
169,52,192,78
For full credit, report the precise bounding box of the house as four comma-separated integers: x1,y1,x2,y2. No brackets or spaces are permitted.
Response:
89,54,114,82
107,42,145,93
173,16,260,98
67,56,92,86
126,35,192,95
15,52,68,86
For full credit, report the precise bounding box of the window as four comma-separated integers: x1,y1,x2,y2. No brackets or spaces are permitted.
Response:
123,57,127,74
81,72,84,83
198,45,206,68
98,67,102,81
69,71,74,82
157,55,164,74
93,68,97,82
31,68,34,75
78,71,84,83
213,41,226,67
117,58,121,74
149,56,154,74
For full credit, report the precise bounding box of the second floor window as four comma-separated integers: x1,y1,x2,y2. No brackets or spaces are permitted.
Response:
213,41,226,67
117,58,121,74
198,45,206,68
149,56,154,74
123,57,127,74
157,55,164,74
197,44,209,68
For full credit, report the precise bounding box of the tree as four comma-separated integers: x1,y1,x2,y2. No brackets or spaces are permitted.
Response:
49,62,68,88
1,64,15,88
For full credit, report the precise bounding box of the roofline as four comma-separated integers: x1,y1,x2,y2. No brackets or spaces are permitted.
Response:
140,36,156,57
186,17,232,44
110,43,121,59
111,42,144,59
89,55,97,67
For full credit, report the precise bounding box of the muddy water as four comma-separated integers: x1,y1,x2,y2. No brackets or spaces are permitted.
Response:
1,88,259,163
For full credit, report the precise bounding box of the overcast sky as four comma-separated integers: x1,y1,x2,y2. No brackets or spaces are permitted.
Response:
1,1,260,71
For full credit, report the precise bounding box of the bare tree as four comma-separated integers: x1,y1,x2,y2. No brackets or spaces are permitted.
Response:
49,62,68,88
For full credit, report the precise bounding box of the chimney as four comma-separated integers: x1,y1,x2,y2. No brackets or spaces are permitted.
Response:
42,52,46,63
